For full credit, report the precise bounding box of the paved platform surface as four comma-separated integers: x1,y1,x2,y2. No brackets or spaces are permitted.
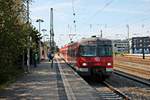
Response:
0,56,102,100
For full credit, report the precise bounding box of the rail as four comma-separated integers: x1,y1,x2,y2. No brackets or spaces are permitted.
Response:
103,81,130,100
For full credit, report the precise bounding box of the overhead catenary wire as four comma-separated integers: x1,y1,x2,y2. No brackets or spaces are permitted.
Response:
79,0,150,39
68,0,77,42
72,0,75,16
82,0,114,25
90,9,150,38
72,0,76,32
106,16,150,37
85,0,150,33
79,0,114,36
91,0,114,19
109,16,150,29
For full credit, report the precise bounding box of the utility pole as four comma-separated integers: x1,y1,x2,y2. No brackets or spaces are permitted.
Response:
142,37,145,59
68,24,72,34
50,8,54,52
49,8,54,68
100,30,103,38
126,24,130,54
26,0,30,72
36,19,44,62
90,24,92,33
41,29,47,42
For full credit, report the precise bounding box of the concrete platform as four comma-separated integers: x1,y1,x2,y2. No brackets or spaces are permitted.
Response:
0,56,102,100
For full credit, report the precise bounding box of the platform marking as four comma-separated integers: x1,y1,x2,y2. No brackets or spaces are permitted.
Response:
56,59,76,100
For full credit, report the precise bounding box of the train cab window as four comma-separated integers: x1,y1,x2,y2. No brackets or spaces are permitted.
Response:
98,46,112,56
79,46,96,56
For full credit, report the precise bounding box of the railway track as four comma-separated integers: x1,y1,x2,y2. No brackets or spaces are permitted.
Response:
86,80,130,100
114,56,150,65
114,70,150,86
115,64,150,79
105,70,150,99
74,67,148,99
115,63,150,77
59,55,149,99
60,56,130,99
91,68,150,100
116,61,150,70
83,70,149,100
101,81,130,100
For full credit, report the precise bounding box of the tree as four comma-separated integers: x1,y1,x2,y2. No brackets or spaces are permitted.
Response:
0,0,40,84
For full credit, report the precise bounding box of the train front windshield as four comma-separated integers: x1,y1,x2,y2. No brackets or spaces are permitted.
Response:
79,46,96,56
97,46,112,56
79,45,112,57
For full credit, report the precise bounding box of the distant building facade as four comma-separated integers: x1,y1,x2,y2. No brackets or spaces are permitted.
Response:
132,37,150,54
113,39,129,53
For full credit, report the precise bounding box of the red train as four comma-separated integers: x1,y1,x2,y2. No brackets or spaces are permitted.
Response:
60,37,113,80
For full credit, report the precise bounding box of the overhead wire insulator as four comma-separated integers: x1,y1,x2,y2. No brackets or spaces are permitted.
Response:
73,20,76,23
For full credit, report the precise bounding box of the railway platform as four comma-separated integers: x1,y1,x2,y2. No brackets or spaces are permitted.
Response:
0,56,101,100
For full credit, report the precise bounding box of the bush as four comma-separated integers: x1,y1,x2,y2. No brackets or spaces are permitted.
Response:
0,65,24,85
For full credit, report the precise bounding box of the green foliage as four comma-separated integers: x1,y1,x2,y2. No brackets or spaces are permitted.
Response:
0,0,40,85
0,65,24,84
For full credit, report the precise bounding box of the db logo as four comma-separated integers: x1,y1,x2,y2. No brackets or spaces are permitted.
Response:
95,57,100,61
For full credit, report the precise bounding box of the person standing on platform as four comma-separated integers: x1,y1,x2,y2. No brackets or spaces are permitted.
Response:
48,51,52,62
33,52,38,67
48,51,54,61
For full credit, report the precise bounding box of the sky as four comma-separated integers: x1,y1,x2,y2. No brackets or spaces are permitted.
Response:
30,0,150,47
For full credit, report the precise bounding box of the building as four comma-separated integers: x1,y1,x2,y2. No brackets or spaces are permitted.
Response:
132,37,150,54
113,39,129,53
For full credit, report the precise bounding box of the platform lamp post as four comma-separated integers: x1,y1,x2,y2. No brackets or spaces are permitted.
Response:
41,29,47,60
36,19,44,62
36,19,44,34
41,29,47,42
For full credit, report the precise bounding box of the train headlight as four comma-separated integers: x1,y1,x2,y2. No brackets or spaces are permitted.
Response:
82,62,87,66
107,62,112,66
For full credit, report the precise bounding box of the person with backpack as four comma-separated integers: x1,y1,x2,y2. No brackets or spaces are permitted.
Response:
48,51,53,61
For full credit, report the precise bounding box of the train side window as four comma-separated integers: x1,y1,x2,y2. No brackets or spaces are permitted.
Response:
76,47,80,57
71,49,73,57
